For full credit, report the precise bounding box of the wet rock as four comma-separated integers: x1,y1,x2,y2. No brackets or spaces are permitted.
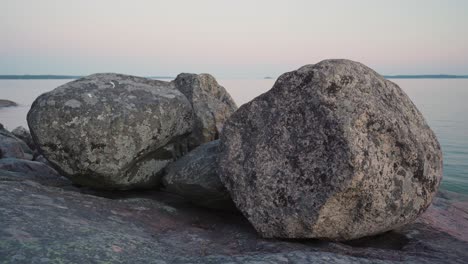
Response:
12,126,35,150
162,140,234,210
219,59,443,240
0,172,466,263
173,73,237,149
0,99,17,108
0,124,33,160
27,73,194,190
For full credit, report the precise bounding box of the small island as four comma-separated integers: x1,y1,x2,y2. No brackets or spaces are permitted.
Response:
0,99,18,108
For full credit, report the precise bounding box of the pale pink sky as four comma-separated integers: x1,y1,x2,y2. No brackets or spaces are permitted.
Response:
1,0,467,78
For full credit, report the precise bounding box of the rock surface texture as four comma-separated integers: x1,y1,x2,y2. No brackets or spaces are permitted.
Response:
0,171,466,263
27,73,193,190
162,140,233,209
173,73,237,149
219,59,443,240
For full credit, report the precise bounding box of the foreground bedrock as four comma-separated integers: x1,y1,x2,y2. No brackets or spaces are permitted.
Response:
0,170,466,263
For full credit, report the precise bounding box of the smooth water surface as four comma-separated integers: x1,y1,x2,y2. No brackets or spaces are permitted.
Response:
1,78,467,194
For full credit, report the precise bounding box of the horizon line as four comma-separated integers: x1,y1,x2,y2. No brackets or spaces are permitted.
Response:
1,74,468,80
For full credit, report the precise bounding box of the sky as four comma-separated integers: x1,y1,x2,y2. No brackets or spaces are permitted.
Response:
1,0,467,78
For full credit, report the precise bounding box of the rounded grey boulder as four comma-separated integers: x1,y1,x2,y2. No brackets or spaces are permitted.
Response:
162,140,234,210
173,73,237,149
27,73,193,190
219,59,443,240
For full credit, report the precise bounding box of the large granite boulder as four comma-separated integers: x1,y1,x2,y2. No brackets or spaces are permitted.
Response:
219,59,443,240
27,73,194,190
162,140,233,209
0,124,33,160
173,73,237,149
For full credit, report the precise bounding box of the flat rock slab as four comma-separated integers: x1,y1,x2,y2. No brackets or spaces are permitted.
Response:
0,173,466,263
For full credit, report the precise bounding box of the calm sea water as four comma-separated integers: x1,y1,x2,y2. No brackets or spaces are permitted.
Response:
1,79,467,194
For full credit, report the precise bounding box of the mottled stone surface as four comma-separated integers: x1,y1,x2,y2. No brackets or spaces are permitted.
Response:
219,60,443,240
0,170,466,263
0,124,33,160
27,73,194,190
12,126,35,151
173,73,237,149
162,140,233,209
0,99,17,108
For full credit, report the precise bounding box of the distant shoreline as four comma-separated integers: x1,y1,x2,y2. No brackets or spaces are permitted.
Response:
1,74,468,80
0,75,174,80
384,75,468,79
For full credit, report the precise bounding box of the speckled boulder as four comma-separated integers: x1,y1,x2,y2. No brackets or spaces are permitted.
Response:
27,73,193,190
173,73,237,149
162,140,234,210
219,59,443,240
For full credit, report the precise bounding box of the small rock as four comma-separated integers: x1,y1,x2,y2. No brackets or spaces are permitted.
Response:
12,126,36,150
163,140,234,210
173,73,237,149
0,125,33,160
33,154,51,166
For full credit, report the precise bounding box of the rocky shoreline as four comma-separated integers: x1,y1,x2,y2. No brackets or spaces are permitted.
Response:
1,59,467,263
